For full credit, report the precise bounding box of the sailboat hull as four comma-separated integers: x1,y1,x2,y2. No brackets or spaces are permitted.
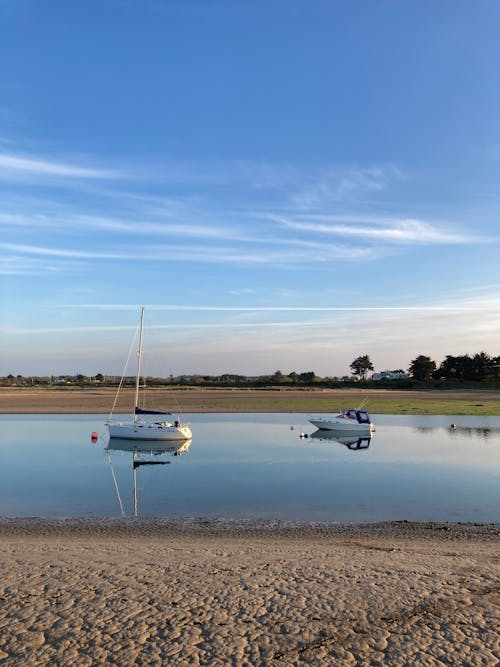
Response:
107,422,192,441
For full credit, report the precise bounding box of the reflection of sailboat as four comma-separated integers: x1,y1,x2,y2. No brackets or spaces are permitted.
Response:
106,307,192,441
105,438,191,516
107,438,192,456
309,430,372,450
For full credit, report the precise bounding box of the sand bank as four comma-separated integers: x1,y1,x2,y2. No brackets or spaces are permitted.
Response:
2,386,500,414
0,519,498,666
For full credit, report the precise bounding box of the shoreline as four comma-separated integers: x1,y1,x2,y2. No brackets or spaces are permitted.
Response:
1,518,498,665
2,516,498,538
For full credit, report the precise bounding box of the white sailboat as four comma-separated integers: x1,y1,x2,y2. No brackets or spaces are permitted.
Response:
106,307,192,441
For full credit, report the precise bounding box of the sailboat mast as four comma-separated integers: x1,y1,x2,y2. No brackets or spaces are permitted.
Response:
134,306,145,422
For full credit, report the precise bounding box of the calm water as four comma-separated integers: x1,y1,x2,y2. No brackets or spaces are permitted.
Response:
0,413,499,522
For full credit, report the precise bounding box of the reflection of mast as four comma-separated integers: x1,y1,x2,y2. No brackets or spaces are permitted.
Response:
133,454,137,516
104,439,191,517
107,451,125,517
132,450,169,516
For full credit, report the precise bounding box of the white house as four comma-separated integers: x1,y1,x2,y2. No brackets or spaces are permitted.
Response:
371,370,409,381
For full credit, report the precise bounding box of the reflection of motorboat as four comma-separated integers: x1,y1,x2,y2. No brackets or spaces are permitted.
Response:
106,307,192,441
309,430,372,450
104,438,191,516
309,409,375,435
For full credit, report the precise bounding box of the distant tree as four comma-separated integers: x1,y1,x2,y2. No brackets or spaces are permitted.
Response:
437,355,466,380
491,356,500,380
408,355,436,381
219,374,245,385
438,351,494,381
298,371,316,384
288,371,299,384
188,374,205,385
350,355,374,381
95,373,104,383
470,352,491,380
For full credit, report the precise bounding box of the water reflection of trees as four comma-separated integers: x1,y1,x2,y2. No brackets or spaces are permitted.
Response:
413,426,500,440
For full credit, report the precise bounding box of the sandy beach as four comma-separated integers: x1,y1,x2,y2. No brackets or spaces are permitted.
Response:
0,519,498,666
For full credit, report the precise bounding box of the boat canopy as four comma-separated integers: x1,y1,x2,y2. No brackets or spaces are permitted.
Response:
345,409,372,424
134,406,172,416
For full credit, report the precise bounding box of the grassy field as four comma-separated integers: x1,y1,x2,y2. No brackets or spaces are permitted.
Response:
1,386,500,415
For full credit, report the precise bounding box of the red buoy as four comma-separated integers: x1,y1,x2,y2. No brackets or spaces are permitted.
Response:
91,432,99,443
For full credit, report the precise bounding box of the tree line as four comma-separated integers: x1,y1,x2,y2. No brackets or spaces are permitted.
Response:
349,351,500,382
3,350,500,388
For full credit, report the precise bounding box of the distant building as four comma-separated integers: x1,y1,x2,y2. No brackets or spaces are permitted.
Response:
371,370,409,381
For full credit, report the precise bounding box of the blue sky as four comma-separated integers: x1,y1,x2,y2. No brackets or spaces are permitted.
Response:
1,0,499,377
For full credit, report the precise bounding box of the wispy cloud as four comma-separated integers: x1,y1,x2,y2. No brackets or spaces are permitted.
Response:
0,255,70,276
0,151,120,180
1,153,494,279
289,165,403,208
0,207,246,240
274,215,478,244
1,205,483,249
1,243,128,260
64,299,500,313
68,214,246,241
0,238,379,272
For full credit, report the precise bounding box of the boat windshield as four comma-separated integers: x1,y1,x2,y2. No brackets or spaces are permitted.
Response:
344,409,371,424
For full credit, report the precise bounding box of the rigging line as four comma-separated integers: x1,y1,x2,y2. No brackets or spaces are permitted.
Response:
109,321,140,418
169,387,185,419
107,451,125,517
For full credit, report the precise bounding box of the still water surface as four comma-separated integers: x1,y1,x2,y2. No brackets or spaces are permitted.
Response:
1,414,499,522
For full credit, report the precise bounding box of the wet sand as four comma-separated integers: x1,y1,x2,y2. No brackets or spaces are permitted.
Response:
0,519,498,666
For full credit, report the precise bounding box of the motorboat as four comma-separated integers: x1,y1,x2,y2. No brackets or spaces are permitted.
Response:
309,409,375,435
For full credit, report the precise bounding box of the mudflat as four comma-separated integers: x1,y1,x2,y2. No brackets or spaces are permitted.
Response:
0,519,498,666
2,386,500,414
